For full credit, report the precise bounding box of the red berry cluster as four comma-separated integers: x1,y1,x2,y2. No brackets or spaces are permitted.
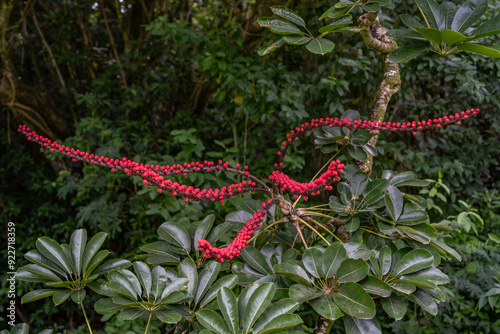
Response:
270,160,344,200
18,125,268,203
198,199,278,262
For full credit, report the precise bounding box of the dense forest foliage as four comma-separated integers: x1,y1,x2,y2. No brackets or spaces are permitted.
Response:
1,0,499,333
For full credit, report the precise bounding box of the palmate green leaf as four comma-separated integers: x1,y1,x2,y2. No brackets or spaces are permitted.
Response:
82,232,107,275
242,283,276,334
458,43,500,58
337,259,370,283
161,277,189,300
120,307,146,320
206,222,233,245
397,226,431,244
95,298,126,314
414,26,442,45
4,323,29,334
309,295,344,320
288,284,323,303
359,276,391,297
254,299,299,333
471,15,500,39
441,30,474,46
397,203,428,225
24,250,68,279
333,282,376,319
347,145,367,161
283,35,312,45
343,315,381,334
392,249,433,276
241,246,272,275
362,179,389,207
158,222,191,254
363,3,381,12
201,274,238,307
21,289,58,304
238,284,260,322
151,266,168,300
257,314,303,334
195,261,221,306
84,250,110,277
441,2,458,30
407,289,438,315
107,281,137,301
401,14,423,31
194,214,215,251
217,287,238,334
273,263,313,286
319,15,353,34
179,258,198,303
93,259,131,276
70,290,86,304
120,269,142,298
451,0,488,33
386,29,425,39
155,308,182,323
320,4,349,20
350,172,368,198
271,6,305,27
52,290,72,306
302,247,325,278
257,17,301,35
22,264,61,282
305,38,335,55
258,37,286,56
69,229,87,276
388,45,429,63
394,278,436,289
390,282,416,294
133,261,152,297
385,185,403,222
379,246,392,276
403,267,449,285
36,237,74,275
381,294,406,320
415,0,443,29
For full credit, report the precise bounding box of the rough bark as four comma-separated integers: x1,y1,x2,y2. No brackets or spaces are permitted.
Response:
356,12,401,175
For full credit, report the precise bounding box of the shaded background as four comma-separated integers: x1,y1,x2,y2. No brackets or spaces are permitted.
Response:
1,0,499,332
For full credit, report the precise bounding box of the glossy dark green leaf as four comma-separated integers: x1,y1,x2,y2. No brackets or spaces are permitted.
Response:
179,258,198,303
119,307,146,320
310,295,344,320
337,259,370,283
415,0,443,28
347,145,368,161
195,261,221,305
414,26,442,45
283,35,312,45
397,203,428,225
155,308,182,323
22,264,61,282
241,246,272,275
93,259,131,276
7,323,29,334
458,43,500,58
381,294,406,320
333,282,376,319
257,314,303,334
36,237,73,275
320,4,349,20
271,6,305,27
160,277,189,300
350,172,368,198
451,0,488,33
397,226,430,244
120,269,142,298
82,232,107,275
84,250,110,277
151,266,168,300
392,249,433,276
379,246,392,276
359,276,391,297
319,15,353,33
194,215,215,251
133,261,152,297
242,283,276,333
407,289,438,315
441,2,458,30
70,290,86,304
388,45,429,63
107,280,137,301
288,284,323,303
259,18,301,34
430,240,461,261
385,186,403,222
254,299,299,333
238,284,259,322
346,217,360,232
52,290,72,306
362,180,389,206
21,289,58,304
330,196,346,213
206,222,233,245
441,29,473,46
386,29,425,39
158,222,191,254
343,315,381,334
24,250,67,279
390,282,416,294
273,263,312,286
258,37,285,56
303,247,325,278
471,14,500,39
401,14,423,31
217,287,238,334
403,267,449,285
394,278,436,289
305,38,335,55
70,229,87,275
94,297,125,314
363,3,381,12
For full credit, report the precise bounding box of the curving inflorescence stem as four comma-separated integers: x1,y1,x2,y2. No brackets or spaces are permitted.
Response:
18,108,479,262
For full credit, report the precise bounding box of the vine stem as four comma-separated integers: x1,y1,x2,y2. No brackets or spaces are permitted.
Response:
81,303,94,334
